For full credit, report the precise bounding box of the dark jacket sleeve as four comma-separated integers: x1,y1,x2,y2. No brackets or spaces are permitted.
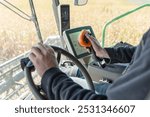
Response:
41,67,107,100
105,46,136,63
106,29,150,100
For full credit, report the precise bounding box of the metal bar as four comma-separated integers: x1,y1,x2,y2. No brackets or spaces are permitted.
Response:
29,0,43,43
17,91,33,100
24,93,34,100
101,4,150,48
0,51,29,69
4,84,25,100
53,0,60,6
0,71,24,94
3,0,31,18
0,1,31,21
52,0,60,34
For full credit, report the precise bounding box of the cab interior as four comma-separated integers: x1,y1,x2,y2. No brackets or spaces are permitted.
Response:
0,0,150,100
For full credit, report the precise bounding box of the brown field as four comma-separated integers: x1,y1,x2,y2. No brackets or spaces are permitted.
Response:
0,0,150,63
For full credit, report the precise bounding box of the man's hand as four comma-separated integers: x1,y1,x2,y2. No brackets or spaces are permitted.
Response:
85,33,110,59
29,43,58,77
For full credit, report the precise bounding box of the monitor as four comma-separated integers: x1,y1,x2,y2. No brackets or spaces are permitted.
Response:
63,26,96,59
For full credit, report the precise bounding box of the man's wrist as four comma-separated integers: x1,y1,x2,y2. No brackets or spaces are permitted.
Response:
96,49,110,59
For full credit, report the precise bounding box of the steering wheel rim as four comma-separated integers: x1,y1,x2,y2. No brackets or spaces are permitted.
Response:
25,46,95,100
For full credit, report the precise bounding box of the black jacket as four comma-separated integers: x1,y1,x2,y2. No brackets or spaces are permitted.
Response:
105,45,136,64
41,29,150,100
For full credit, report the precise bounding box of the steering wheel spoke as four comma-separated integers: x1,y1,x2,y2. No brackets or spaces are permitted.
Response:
56,51,61,64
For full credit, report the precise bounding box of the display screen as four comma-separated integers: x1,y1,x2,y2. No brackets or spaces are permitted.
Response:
69,30,90,56
64,26,95,58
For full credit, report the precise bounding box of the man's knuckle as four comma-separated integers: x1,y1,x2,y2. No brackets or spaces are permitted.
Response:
34,59,39,65
45,50,49,54
40,55,44,60
31,46,36,50
29,53,34,59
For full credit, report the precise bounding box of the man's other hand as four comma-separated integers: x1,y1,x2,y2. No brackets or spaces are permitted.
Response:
85,33,110,59
29,43,58,77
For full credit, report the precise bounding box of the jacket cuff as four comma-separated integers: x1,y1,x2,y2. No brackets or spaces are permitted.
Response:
41,67,62,93
105,47,118,64
105,48,115,59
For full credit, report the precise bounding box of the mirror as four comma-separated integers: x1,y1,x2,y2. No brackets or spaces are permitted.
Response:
74,0,88,6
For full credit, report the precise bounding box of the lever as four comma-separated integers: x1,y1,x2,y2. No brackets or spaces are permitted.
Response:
20,57,35,71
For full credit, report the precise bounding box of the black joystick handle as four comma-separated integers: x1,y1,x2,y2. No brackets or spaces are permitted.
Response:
20,57,35,71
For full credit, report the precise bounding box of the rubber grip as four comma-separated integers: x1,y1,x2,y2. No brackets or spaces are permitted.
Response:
78,30,92,48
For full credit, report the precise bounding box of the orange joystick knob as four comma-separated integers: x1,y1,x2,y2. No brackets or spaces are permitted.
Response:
78,30,92,48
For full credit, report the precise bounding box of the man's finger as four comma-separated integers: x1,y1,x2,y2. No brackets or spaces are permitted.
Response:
31,46,42,57
85,33,92,41
44,44,55,53
37,43,47,54
85,34,95,45
85,33,95,45
85,33,97,42
29,52,36,62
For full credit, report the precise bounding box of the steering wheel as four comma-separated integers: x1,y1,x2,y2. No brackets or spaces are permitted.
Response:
25,46,95,100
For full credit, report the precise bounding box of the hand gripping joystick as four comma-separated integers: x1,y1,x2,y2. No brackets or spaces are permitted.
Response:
78,30,110,68
78,30,92,48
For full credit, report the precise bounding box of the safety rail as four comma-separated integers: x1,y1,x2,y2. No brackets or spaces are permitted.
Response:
0,36,61,100
101,4,150,47
0,51,32,100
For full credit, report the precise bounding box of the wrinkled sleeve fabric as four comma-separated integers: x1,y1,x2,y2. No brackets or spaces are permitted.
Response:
41,68,107,100
106,29,150,100
105,46,136,63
